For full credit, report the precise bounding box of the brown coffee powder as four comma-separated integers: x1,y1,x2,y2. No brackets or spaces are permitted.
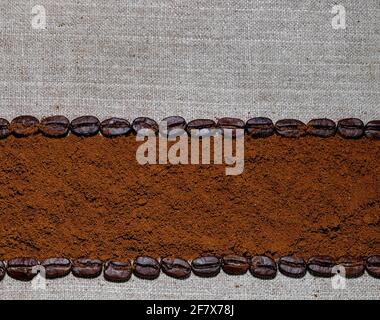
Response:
0,135,379,260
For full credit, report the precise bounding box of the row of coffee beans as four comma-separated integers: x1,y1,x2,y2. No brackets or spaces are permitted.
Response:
0,115,379,139
1,255,379,282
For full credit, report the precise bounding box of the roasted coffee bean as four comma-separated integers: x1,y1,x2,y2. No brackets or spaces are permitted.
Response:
217,117,245,138
186,119,220,137
307,118,336,138
366,255,380,278
278,256,307,278
0,261,5,281
7,257,39,281
337,118,364,139
70,116,100,137
0,118,11,139
72,258,103,278
104,260,133,282
132,117,159,136
275,119,307,138
160,116,187,137
246,117,274,138
133,256,160,280
161,257,191,279
40,116,70,138
364,120,380,139
250,256,277,279
41,257,72,279
222,255,249,275
11,115,39,137
307,256,336,277
336,256,364,278
191,256,221,277
100,118,132,137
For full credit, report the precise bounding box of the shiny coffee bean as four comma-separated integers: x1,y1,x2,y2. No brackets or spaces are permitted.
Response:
217,117,245,138
250,256,277,279
364,120,380,139
133,256,160,280
70,116,100,137
11,116,39,137
72,258,103,278
104,260,133,282
275,119,307,138
336,256,364,278
40,116,70,138
186,119,220,137
161,257,191,279
7,257,39,281
278,256,307,278
246,117,274,138
191,256,221,277
0,261,5,281
222,255,249,275
307,256,336,277
100,118,132,137
307,118,336,138
0,118,11,139
337,118,364,139
366,255,380,278
41,257,72,279
132,117,159,136
160,116,187,137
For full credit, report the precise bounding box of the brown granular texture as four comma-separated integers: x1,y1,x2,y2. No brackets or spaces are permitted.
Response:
0,135,379,260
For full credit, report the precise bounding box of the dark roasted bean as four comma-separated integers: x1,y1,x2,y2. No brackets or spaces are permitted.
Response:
217,117,245,138
133,256,160,280
186,119,220,137
307,118,336,138
72,258,103,278
278,256,307,278
365,120,380,139
337,118,364,139
250,256,277,279
0,261,5,281
100,118,132,137
222,255,249,275
40,116,70,138
307,256,336,277
191,256,221,277
366,255,380,278
336,256,364,278
246,117,274,138
161,257,191,279
104,260,133,282
132,117,159,136
0,118,11,139
70,116,100,137
7,257,39,281
11,116,39,137
160,116,187,137
275,119,307,138
41,257,72,279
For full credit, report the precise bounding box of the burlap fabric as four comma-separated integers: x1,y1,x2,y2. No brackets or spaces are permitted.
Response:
0,0,379,299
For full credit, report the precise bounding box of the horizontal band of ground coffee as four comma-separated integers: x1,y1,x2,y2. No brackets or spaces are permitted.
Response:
0,135,379,260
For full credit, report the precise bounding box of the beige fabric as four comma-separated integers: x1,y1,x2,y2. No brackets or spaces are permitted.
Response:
0,0,379,299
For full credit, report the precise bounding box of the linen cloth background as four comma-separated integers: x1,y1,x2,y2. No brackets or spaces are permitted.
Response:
0,0,379,299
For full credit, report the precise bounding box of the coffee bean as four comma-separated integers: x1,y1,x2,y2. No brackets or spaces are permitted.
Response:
364,120,380,139
161,257,191,279
11,116,39,137
250,256,277,279
337,118,364,139
191,256,221,277
133,256,160,280
160,116,187,137
70,116,100,137
366,255,380,278
132,117,159,136
217,117,245,138
307,256,336,277
278,256,306,278
41,257,72,279
307,118,336,138
336,256,364,278
222,255,249,275
187,119,221,137
246,117,274,138
0,118,11,139
100,118,132,137
72,258,103,278
40,116,70,138
0,261,5,281
104,260,133,282
7,257,39,281
275,119,307,138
